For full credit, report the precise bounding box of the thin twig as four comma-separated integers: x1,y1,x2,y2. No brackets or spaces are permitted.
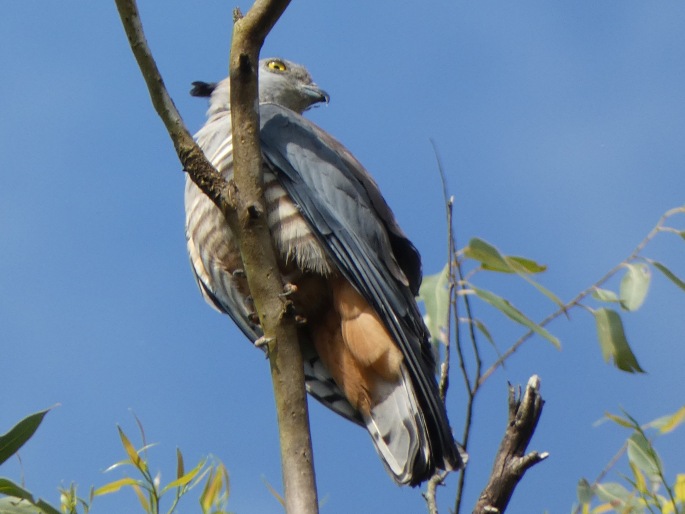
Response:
114,0,231,215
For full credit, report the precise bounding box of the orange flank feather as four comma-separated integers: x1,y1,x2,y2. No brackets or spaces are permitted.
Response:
312,278,404,416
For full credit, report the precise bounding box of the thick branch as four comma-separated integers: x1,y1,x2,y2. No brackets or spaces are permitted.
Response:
229,3,319,514
473,376,548,514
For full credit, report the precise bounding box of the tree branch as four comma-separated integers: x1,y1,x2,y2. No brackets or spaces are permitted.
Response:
115,1,318,512
114,0,231,215
228,2,319,514
473,376,548,514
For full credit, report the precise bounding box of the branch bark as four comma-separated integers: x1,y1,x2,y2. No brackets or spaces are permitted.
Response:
229,3,319,514
115,1,319,513
472,375,548,514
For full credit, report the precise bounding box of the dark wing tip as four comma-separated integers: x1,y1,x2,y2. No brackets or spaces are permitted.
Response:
190,81,217,97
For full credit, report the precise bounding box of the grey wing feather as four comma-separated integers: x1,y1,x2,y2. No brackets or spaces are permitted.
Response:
258,104,460,468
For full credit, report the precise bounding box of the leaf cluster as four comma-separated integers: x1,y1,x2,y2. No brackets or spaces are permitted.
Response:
0,411,232,514
576,407,685,514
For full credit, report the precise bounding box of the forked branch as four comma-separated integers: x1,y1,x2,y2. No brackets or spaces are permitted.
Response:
473,375,548,514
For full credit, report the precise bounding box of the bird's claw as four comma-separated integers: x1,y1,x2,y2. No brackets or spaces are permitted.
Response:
255,336,274,348
279,283,298,297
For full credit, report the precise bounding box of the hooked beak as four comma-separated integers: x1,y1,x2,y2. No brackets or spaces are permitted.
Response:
301,84,330,106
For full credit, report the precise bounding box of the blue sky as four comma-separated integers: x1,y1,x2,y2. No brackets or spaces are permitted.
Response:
2,1,684,513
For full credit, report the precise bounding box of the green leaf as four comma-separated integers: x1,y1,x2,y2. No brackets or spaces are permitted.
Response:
464,238,547,273
0,410,50,466
161,458,206,494
471,287,561,348
473,319,499,352
629,461,648,494
465,238,563,308
0,497,44,513
594,482,633,505
603,411,635,429
92,478,140,497
646,405,685,434
675,474,685,505
418,264,450,347
117,427,146,473
651,261,685,292
627,433,662,482
619,263,650,311
593,308,645,373
576,478,594,504
592,288,620,303
0,480,61,514
176,448,185,480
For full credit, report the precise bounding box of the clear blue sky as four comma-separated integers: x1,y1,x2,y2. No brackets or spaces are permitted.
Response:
2,2,684,513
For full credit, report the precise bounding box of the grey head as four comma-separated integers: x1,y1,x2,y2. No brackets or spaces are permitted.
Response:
190,57,329,117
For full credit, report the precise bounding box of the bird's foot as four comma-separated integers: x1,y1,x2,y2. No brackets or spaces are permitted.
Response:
279,282,298,297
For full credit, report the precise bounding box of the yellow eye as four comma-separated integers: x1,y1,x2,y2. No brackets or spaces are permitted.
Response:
267,60,287,72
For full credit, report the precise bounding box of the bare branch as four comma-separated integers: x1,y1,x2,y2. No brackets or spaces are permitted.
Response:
228,2,319,514
473,376,548,514
114,0,231,215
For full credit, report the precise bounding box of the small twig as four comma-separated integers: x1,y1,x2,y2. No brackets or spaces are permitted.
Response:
478,206,685,386
114,0,231,216
423,470,449,514
472,376,548,514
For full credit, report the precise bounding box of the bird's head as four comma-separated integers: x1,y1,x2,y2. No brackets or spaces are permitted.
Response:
190,57,329,116
259,58,329,113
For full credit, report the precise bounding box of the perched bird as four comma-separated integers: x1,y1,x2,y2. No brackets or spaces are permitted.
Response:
185,57,465,485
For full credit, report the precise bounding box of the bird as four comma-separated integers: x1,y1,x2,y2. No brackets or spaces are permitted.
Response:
184,57,465,486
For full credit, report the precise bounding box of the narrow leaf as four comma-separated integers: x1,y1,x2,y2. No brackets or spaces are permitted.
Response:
260,476,285,507
464,238,546,273
577,478,594,504
0,497,44,513
0,480,61,514
473,319,499,352
652,405,685,434
130,484,149,513
472,287,561,348
603,411,634,429
161,458,206,494
117,427,145,473
465,239,563,307
418,264,450,347
176,448,185,480
93,478,140,496
200,468,223,513
592,288,619,303
629,461,648,494
651,261,685,292
0,410,50,466
674,474,685,504
593,308,645,373
619,263,650,311
594,482,632,505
